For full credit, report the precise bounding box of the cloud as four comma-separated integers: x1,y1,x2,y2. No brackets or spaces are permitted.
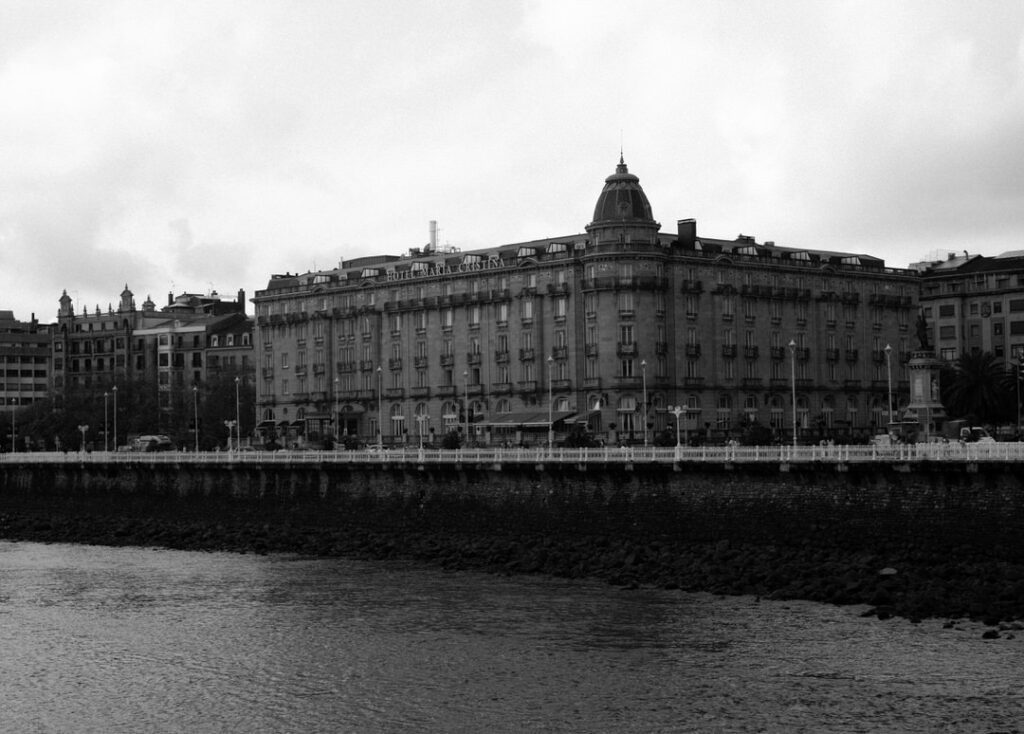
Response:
3,0,1024,320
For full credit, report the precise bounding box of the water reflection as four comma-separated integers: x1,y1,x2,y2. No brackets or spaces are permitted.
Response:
0,541,1021,733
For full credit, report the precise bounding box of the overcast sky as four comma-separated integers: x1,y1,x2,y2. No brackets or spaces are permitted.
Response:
3,0,1024,322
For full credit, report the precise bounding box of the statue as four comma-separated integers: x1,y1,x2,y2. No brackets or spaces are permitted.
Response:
915,311,931,351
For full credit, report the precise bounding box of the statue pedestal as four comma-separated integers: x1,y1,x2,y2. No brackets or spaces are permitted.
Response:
903,350,945,441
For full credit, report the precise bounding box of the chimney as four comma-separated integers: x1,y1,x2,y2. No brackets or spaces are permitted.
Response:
168,291,174,306
677,219,697,248
237,288,246,314
428,220,438,253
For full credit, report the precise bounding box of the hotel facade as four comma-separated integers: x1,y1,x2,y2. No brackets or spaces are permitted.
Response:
252,158,920,447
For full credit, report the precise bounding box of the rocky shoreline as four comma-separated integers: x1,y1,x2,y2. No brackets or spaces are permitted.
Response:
3,511,1023,636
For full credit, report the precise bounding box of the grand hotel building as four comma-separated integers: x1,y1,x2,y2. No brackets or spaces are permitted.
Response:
252,158,919,447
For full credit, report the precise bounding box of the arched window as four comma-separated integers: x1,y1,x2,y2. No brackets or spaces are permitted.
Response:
495,398,512,414
846,396,859,427
716,394,733,429
822,395,835,429
617,396,637,433
743,394,758,424
796,396,809,429
769,395,784,429
442,401,459,429
390,404,405,438
554,397,570,412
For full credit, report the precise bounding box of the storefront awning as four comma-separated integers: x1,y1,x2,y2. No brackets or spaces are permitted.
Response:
481,411,577,427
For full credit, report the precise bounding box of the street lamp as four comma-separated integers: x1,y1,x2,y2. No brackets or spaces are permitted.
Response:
193,386,199,452
547,355,554,451
416,411,428,449
641,359,648,447
884,344,894,428
333,377,340,444
234,376,241,451
788,339,798,448
1018,350,1024,439
10,397,16,454
462,369,469,448
668,405,684,447
112,386,118,451
104,391,109,451
376,365,383,449
78,424,89,452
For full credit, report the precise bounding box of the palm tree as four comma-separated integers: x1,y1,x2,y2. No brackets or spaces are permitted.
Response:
940,351,1015,424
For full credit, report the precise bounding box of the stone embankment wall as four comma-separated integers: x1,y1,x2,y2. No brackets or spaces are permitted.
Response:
3,460,1024,624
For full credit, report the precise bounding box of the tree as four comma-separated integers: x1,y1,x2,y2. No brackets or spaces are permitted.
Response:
940,351,1015,425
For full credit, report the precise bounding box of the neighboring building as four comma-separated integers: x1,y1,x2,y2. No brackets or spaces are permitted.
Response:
916,251,1024,362
0,309,52,417
53,287,253,431
252,157,920,447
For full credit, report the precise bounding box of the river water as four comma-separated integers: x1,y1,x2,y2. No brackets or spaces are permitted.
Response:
0,541,1021,734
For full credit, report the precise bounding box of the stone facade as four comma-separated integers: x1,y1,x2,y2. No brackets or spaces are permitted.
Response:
252,158,919,448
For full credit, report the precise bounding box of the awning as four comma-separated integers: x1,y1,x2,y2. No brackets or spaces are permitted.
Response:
257,420,277,428
481,411,577,427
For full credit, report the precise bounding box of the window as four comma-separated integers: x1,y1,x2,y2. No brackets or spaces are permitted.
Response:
619,324,634,344
938,304,956,318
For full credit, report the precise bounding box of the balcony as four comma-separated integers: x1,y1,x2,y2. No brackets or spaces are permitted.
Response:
721,345,737,358
495,350,510,364
552,378,572,391
517,380,538,392
845,349,859,363
685,344,701,358
414,356,428,369
336,361,356,373
440,354,455,367
795,348,810,361
741,377,763,388
680,279,704,293
519,348,535,361
492,382,512,394
410,386,430,398
843,380,862,391
616,342,638,356
743,346,759,360
385,388,404,399
655,341,668,355
616,376,643,388
552,346,568,359
359,360,376,372
825,349,840,362
683,377,705,388
436,385,456,397
388,358,402,370
467,352,482,365
585,344,599,357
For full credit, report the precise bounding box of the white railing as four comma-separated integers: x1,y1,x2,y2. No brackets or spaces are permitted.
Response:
3,443,1024,466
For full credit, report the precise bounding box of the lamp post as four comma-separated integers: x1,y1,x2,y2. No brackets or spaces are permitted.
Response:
10,397,16,454
333,377,340,445
416,412,427,450
668,404,684,452
1018,350,1024,439
376,366,383,449
788,339,798,448
234,376,241,451
884,344,893,429
193,386,199,452
641,359,648,447
78,424,89,452
462,370,469,448
103,392,109,451
547,355,554,451
112,386,117,451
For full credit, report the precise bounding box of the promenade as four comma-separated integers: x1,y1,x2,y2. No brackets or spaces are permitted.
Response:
1,442,1023,466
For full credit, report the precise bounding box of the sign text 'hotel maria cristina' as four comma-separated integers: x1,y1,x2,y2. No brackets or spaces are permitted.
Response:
384,255,505,282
